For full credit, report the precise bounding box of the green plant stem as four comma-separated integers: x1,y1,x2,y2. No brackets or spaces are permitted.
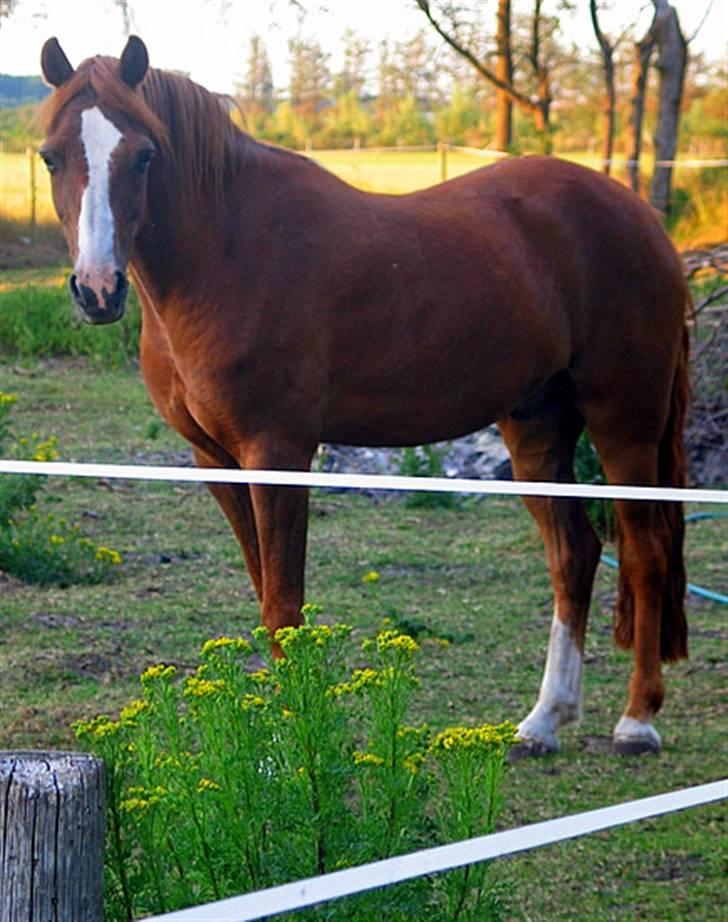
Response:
107,780,134,922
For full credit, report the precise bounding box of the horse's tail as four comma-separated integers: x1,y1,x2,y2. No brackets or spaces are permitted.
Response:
614,323,690,663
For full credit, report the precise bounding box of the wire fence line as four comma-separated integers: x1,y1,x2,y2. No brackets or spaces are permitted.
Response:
303,142,727,169
3,142,725,244
143,781,727,922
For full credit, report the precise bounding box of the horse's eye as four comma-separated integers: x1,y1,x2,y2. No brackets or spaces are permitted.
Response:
134,148,155,174
39,150,59,175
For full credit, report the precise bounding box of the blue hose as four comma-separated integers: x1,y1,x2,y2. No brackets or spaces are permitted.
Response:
600,553,727,605
600,508,727,604
685,511,728,523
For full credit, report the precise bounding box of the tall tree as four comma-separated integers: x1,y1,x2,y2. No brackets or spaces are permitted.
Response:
394,30,436,103
241,35,275,113
495,0,513,150
288,37,331,113
589,0,618,174
335,28,370,98
649,0,688,214
625,14,657,193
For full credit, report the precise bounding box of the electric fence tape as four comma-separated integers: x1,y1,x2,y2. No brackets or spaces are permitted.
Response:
144,780,726,922
1,460,726,504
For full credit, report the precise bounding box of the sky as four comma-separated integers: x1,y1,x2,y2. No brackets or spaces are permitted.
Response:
0,0,726,95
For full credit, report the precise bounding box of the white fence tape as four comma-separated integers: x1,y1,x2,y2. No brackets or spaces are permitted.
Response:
144,780,726,922
1,460,726,504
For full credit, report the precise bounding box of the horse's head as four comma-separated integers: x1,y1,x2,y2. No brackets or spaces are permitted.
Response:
40,36,159,324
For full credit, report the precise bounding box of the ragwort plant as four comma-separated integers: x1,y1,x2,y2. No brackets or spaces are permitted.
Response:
74,612,516,921
0,390,122,585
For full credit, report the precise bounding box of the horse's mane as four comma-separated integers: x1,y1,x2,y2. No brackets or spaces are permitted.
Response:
38,55,242,202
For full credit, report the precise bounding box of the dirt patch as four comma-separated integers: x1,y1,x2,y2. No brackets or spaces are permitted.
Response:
59,651,117,680
643,853,704,882
30,612,83,630
580,734,614,756
0,571,30,595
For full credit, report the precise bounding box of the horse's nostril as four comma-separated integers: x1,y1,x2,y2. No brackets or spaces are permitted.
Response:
69,273,81,301
114,270,128,297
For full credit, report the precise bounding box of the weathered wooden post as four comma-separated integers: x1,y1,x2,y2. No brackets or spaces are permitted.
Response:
437,140,448,183
0,751,105,922
26,147,37,245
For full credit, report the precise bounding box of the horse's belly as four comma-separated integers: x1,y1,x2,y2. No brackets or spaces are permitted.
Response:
321,370,549,448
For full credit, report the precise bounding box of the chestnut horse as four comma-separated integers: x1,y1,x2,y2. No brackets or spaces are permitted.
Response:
39,36,689,756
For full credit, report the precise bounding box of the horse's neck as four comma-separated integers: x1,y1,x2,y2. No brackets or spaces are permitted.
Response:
131,138,337,305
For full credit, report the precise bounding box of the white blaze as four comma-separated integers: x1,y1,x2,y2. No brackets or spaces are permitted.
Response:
77,107,123,270
517,610,583,751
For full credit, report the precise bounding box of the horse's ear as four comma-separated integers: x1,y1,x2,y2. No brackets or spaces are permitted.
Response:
41,37,75,88
120,35,149,88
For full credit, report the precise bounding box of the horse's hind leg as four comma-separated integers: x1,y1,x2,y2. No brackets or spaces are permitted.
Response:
585,438,683,755
498,405,602,756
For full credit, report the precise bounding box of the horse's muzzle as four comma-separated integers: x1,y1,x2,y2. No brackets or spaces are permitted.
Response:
69,269,128,324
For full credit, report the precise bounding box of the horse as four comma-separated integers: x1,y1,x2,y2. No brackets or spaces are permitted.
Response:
39,35,690,757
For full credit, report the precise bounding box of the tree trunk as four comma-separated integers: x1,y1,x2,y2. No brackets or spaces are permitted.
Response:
649,0,687,214
589,0,617,175
626,27,656,193
0,752,106,922
495,0,513,151
529,0,552,153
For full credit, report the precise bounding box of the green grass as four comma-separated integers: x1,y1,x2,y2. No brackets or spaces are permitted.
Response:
0,355,725,920
0,268,140,364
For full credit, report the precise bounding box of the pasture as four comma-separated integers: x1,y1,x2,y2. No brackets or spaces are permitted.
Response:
0,269,726,917
1,146,726,260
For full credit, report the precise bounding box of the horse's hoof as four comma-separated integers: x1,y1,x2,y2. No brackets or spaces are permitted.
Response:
612,716,661,756
612,736,660,756
508,738,558,762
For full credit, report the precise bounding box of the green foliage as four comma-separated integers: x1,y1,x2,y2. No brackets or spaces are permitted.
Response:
665,166,728,243
434,87,487,146
573,431,614,540
320,90,374,147
74,618,515,921
0,102,44,151
0,278,141,365
374,95,435,148
0,390,123,585
398,444,455,509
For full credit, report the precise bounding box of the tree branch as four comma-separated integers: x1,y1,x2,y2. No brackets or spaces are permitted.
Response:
686,0,715,44
415,0,539,113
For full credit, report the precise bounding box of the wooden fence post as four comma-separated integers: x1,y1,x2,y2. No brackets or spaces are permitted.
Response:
26,147,37,245
0,751,105,922
437,141,448,182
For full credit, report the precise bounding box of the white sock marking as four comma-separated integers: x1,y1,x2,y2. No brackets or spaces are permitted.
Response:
77,107,123,271
518,611,583,750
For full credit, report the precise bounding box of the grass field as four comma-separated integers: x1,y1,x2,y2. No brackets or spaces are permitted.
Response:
1,266,726,919
1,146,726,254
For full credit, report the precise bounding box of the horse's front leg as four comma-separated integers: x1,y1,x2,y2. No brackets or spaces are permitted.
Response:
242,438,315,654
192,447,263,602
